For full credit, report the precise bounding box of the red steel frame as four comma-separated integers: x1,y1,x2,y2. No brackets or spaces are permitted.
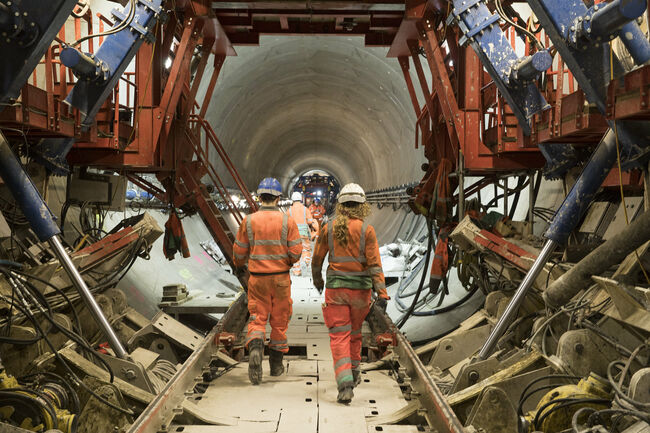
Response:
389,0,648,213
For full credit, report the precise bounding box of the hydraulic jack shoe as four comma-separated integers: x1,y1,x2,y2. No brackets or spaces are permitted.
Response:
337,384,354,404
269,349,285,376
248,339,264,385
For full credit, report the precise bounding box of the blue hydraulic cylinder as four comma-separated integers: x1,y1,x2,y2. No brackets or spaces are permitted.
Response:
589,0,646,37
544,129,617,244
60,48,108,81
451,0,550,136
619,21,650,65
0,133,60,241
64,0,164,128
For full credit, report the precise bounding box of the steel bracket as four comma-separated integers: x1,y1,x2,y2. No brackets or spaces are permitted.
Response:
451,0,550,135
64,0,164,127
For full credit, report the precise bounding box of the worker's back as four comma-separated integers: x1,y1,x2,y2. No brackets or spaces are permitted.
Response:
234,206,301,274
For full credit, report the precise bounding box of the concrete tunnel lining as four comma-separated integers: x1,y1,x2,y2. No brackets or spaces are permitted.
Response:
199,36,426,205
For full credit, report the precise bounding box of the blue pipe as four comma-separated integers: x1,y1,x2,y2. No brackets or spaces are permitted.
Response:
544,128,617,244
0,133,61,241
619,21,650,65
590,0,646,37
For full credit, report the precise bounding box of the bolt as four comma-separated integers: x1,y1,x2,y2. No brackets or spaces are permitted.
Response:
468,370,480,383
124,369,137,380
574,343,584,354
489,392,500,404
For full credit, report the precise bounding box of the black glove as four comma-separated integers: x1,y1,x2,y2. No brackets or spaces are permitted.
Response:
375,297,388,312
313,276,324,294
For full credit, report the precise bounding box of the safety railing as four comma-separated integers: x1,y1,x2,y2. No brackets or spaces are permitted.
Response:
186,115,258,224
10,4,138,147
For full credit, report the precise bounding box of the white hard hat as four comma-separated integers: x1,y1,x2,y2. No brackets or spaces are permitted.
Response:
291,191,303,201
338,183,366,203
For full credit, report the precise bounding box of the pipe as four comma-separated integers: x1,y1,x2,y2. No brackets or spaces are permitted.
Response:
544,209,650,307
49,236,128,359
0,134,61,241
477,239,557,360
60,47,103,80
512,50,552,82
478,128,620,359
619,21,650,65
0,133,127,359
590,0,646,37
544,128,618,244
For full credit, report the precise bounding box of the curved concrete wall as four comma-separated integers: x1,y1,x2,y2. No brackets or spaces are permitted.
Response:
200,36,425,195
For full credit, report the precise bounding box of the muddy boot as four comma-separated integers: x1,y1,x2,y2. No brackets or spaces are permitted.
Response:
269,349,285,376
352,369,361,387
337,384,354,404
248,339,264,385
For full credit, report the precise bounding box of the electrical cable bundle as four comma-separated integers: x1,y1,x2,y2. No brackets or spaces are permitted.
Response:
0,265,134,416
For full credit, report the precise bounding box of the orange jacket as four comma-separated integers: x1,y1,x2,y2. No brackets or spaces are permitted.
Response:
309,204,326,221
288,202,318,236
312,218,387,297
233,205,303,274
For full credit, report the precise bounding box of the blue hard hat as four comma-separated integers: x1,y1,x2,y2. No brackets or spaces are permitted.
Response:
314,197,321,203
257,177,282,196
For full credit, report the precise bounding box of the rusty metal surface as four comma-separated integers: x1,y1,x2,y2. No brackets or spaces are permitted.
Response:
126,292,248,433
369,304,465,433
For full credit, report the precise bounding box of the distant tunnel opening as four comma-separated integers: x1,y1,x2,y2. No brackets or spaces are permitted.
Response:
289,169,340,210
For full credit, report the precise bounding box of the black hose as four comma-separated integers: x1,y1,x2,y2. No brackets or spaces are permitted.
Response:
396,218,433,329
410,284,479,317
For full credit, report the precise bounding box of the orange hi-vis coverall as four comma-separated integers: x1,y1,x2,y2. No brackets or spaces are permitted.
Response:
309,203,326,227
312,218,388,390
288,202,318,275
233,205,303,353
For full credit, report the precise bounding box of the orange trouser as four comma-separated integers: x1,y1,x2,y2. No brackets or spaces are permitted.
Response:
246,273,293,353
291,236,312,275
322,288,371,389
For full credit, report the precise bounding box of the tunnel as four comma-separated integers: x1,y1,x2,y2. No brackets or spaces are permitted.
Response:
199,35,428,244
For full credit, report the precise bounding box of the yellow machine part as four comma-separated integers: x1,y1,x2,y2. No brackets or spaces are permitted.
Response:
0,371,76,433
526,374,611,432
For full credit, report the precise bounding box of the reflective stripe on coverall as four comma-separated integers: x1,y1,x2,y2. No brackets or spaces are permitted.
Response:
233,205,302,351
312,218,387,389
288,202,317,275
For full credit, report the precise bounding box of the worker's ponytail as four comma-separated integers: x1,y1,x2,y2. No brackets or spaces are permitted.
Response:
333,202,371,247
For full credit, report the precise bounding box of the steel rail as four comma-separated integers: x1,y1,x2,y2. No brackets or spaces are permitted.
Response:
368,304,465,433
126,293,248,433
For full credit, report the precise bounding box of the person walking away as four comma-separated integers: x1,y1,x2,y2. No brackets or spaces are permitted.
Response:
311,183,390,404
288,192,318,276
233,178,303,384
309,197,326,229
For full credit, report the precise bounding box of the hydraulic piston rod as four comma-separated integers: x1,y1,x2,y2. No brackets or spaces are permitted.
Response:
0,134,127,359
478,128,620,359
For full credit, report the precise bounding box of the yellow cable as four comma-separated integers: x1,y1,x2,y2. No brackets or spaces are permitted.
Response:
609,45,650,284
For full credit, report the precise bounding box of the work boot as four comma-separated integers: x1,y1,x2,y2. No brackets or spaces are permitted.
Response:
337,384,354,404
269,349,285,376
352,369,361,387
248,339,264,385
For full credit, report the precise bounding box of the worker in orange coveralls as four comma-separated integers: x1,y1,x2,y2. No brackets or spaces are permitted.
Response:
309,197,326,229
311,183,390,404
288,191,318,276
233,177,303,385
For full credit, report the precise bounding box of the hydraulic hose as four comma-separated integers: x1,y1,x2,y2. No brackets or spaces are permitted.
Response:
396,218,433,328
